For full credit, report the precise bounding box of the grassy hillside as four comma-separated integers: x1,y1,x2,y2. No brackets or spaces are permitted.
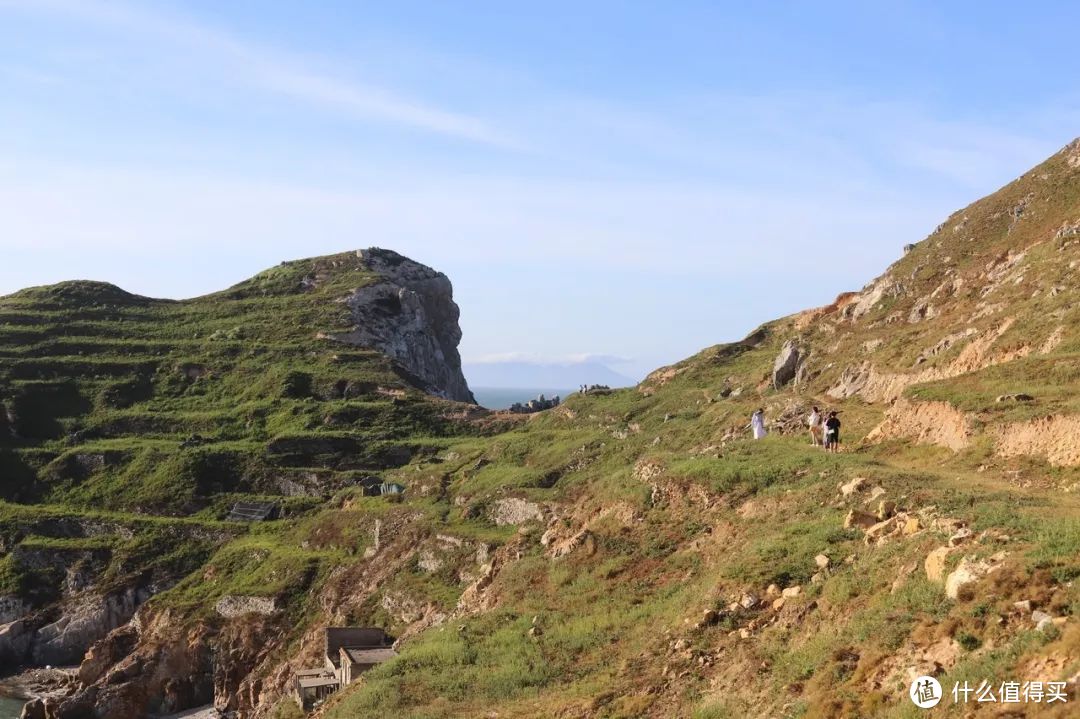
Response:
307,142,1080,718
0,251,485,700
5,143,1080,719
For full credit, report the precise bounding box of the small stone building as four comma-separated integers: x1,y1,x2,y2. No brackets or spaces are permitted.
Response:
293,668,339,711
293,627,396,710
338,645,399,686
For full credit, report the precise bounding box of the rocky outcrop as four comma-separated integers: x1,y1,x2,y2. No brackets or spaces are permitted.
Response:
944,554,1006,600
32,590,147,666
0,589,150,670
771,340,802,389
865,399,973,452
331,249,475,403
53,604,280,719
488,498,544,526
994,415,1080,466
214,595,278,619
0,596,29,624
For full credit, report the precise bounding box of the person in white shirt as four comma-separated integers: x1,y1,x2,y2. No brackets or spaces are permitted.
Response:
807,406,822,446
750,408,767,439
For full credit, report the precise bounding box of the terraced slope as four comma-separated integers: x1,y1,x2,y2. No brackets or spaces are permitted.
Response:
0,249,482,713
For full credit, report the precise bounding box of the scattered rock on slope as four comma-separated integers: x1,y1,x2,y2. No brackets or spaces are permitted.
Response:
771,340,803,388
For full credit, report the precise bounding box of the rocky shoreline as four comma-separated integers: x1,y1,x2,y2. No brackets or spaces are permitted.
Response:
0,667,77,718
0,667,77,701
0,670,223,719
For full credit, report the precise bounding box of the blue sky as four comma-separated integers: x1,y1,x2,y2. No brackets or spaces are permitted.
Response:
2,1,1079,379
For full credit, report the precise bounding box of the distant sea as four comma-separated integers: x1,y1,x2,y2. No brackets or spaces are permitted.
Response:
472,387,575,410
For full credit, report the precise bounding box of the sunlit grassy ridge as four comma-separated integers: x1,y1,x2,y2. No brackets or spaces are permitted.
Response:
314,382,1079,718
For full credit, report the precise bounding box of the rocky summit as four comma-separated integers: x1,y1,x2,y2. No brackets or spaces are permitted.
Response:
2,143,1080,719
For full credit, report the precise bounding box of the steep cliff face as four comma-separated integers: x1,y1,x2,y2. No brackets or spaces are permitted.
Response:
331,249,475,403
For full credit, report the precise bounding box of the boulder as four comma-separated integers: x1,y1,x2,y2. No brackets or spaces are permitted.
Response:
839,477,868,497
19,699,46,719
876,500,897,521
864,517,899,542
925,546,953,582
844,509,878,530
902,516,922,536
781,586,802,598
814,554,831,569
695,609,720,630
948,528,973,547
944,556,1003,600
0,619,32,666
772,340,803,389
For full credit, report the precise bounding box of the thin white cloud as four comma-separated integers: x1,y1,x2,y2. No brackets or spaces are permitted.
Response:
0,0,519,148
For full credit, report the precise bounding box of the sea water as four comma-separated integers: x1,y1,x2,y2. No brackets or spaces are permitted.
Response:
471,387,575,410
0,696,25,719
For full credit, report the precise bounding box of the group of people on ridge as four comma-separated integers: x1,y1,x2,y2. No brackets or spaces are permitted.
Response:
748,405,841,452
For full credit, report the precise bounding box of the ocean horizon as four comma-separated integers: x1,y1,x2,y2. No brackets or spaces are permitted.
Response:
471,387,575,410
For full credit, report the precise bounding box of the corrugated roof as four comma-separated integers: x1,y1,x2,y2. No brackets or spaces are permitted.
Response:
227,501,278,521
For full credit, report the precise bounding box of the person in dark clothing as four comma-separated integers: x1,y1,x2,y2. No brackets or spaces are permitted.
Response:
824,411,841,452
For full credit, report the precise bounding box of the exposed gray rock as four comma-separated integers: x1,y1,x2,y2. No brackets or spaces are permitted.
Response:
0,619,33,667
908,297,936,323
19,698,46,719
772,340,802,389
214,595,278,619
331,249,475,403
0,596,29,624
828,362,872,399
845,277,904,321
488,498,544,526
31,588,149,666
